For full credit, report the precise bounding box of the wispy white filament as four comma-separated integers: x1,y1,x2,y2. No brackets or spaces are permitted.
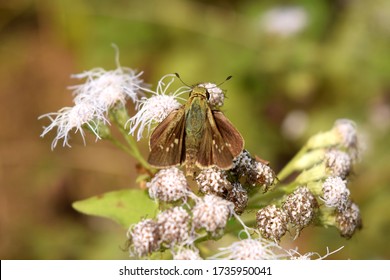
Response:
128,74,190,141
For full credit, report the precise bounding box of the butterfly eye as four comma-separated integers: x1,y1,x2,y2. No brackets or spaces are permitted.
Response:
206,90,210,100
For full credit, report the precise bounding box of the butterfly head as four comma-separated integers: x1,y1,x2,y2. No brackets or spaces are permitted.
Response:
190,85,210,100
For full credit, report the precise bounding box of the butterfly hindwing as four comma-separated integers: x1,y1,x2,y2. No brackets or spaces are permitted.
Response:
148,108,186,167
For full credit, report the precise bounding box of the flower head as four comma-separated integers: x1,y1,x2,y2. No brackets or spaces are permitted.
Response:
232,150,276,190
147,167,190,202
40,103,100,149
192,194,234,234
157,207,191,247
225,182,248,215
40,56,145,148
256,205,288,242
325,149,352,178
70,66,144,110
173,248,203,260
128,74,189,140
321,176,350,211
198,82,225,108
212,238,281,260
336,202,362,238
195,167,232,196
261,6,308,37
127,219,160,257
282,186,318,230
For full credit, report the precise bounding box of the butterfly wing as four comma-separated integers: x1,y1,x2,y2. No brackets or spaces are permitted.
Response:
148,108,186,168
212,110,244,158
197,108,244,169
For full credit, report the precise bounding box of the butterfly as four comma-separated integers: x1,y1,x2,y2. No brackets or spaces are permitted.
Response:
148,75,244,176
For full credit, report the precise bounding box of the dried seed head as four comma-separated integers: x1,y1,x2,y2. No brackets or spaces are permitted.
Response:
173,248,203,260
192,194,234,234
147,167,190,202
215,238,281,260
196,167,232,196
247,160,276,189
232,150,253,176
198,82,225,108
321,176,350,211
157,207,191,247
232,150,276,190
282,186,318,229
256,205,288,242
336,202,362,239
225,182,248,215
127,219,160,257
325,149,352,178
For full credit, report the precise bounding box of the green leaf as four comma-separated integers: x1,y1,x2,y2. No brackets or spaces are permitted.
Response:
72,189,158,228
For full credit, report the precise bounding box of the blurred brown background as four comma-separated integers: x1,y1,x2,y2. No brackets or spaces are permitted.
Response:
0,0,389,259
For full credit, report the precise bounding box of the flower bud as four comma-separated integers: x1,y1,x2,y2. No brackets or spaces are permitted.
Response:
192,195,234,234
157,207,190,247
147,167,190,202
282,186,318,230
256,205,288,242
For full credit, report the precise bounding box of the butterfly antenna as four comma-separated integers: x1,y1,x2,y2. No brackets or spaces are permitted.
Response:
174,73,191,87
216,75,232,87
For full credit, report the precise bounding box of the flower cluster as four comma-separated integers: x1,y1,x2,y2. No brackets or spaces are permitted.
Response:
40,56,146,149
276,119,363,239
126,195,234,257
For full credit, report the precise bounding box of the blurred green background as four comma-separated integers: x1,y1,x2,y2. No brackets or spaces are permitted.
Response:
0,0,389,259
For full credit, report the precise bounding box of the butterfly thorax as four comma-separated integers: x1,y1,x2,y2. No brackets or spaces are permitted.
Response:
184,90,208,176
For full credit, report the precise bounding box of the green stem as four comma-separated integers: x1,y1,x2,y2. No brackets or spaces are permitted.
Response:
109,106,152,172
276,144,309,181
118,125,151,170
247,182,299,208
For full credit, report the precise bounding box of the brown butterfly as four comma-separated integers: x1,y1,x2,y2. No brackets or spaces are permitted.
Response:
148,75,244,176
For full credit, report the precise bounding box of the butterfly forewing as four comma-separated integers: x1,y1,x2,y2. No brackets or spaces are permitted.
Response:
212,110,244,157
148,108,186,167
196,108,241,169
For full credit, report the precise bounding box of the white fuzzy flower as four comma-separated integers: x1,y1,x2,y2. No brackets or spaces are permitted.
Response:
333,119,362,162
195,167,232,196
321,176,350,211
128,74,190,140
325,149,352,178
173,248,203,260
211,238,281,260
127,218,160,257
40,102,102,149
147,167,190,202
261,7,308,37
40,55,145,148
192,194,234,234
198,82,225,108
157,207,190,247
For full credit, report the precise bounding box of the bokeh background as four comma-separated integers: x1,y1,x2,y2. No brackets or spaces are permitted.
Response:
1,0,389,259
